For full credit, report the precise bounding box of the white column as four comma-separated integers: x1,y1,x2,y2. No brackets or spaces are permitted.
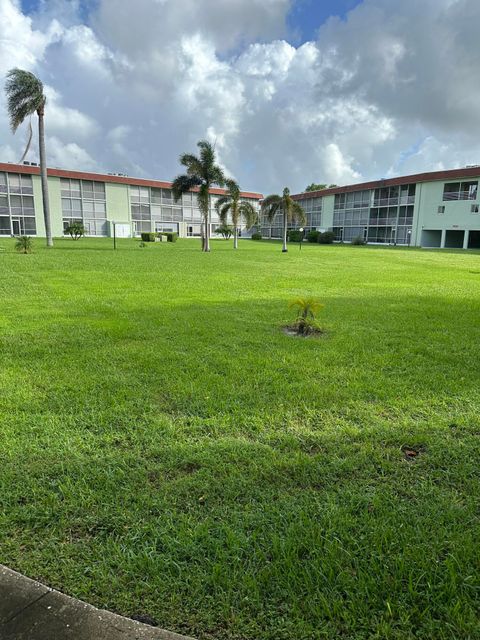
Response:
440,229,446,248
463,230,470,249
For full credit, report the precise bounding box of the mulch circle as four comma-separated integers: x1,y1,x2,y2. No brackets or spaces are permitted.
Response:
401,445,425,461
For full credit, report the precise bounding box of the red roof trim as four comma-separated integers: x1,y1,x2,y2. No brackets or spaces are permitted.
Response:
0,163,263,200
293,167,480,199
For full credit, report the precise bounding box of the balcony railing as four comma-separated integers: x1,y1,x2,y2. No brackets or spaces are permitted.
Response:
443,191,477,201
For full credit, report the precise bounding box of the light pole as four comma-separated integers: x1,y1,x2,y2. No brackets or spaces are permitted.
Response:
112,220,116,250
299,227,304,251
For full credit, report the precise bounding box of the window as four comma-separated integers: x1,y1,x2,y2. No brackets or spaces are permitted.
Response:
82,181,94,199
438,206,445,214
8,174,21,192
93,182,105,198
472,204,479,213
443,181,478,201
0,195,8,214
0,173,7,192
10,195,22,214
0,217,10,234
94,201,106,217
22,196,34,214
162,188,173,203
70,180,81,197
151,188,162,204
61,179,70,195
20,175,33,193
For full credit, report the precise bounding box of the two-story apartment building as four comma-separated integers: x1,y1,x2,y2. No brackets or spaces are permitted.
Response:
0,162,263,239
260,167,480,249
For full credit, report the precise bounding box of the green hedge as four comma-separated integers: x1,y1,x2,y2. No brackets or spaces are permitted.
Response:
317,231,335,244
287,229,304,242
251,232,262,241
141,232,156,242
306,230,320,243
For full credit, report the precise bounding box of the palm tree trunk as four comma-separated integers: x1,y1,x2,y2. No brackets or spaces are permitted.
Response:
204,195,211,252
233,226,238,249
282,210,288,252
37,106,53,247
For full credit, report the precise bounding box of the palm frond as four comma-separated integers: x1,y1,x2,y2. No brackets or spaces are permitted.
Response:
290,201,307,225
239,201,258,229
261,194,281,209
288,297,323,319
261,194,282,222
179,153,203,177
5,68,44,131
197,140,215,170
210,165,226,188
171,174,201,202
218,202,232,226
225,179,240,198
215,195,230,211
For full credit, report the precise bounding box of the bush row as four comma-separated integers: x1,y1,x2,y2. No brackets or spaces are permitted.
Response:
306,230,335,244
140,232,178,243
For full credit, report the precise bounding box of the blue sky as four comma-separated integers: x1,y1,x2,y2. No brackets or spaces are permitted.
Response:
21,0,364,43
287,0,363,42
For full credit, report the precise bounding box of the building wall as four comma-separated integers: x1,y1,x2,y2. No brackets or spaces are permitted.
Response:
414,180,480,247
105,182,131,225
261,175,480,249
0,165,261,239
4,163,480,249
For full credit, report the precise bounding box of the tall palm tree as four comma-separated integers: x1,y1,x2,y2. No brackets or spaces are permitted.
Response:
5,68,53,247
261,187,306,252
172,140,226,252
215,179,258,249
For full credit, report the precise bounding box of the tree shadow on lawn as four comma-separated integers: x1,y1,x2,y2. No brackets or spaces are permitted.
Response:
1,291,479,423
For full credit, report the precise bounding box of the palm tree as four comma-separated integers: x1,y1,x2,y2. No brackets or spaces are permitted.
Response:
5,69,53,247
261,187,306,252
15,235,33,254
215,180,258,249
172,140,226,252
288,297,323,335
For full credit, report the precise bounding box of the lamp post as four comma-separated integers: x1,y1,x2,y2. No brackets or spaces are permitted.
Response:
299,227,304,251
112,220,116,250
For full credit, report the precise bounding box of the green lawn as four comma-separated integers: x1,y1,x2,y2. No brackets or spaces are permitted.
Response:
1,237,479,640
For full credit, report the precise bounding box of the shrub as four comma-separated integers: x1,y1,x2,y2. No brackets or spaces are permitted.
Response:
141,232,156,242
351,235,366,245
251,232,262,241
64,221,85,240
287,229,304,243
15,235,33,254
156,232,178,242
317,231,335,244
215,225,234,239
306,230,320,243
288,297,324,336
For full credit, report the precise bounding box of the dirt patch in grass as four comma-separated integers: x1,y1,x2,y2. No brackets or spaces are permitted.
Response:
401,445,426,461
282,325,326,338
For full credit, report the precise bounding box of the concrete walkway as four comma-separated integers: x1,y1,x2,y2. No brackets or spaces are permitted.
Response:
0,565,195,640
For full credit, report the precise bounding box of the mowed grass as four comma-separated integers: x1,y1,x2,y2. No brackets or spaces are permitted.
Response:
0,237,479,640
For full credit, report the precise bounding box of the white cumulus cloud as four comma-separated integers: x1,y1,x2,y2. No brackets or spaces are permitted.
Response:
1,0,480,193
